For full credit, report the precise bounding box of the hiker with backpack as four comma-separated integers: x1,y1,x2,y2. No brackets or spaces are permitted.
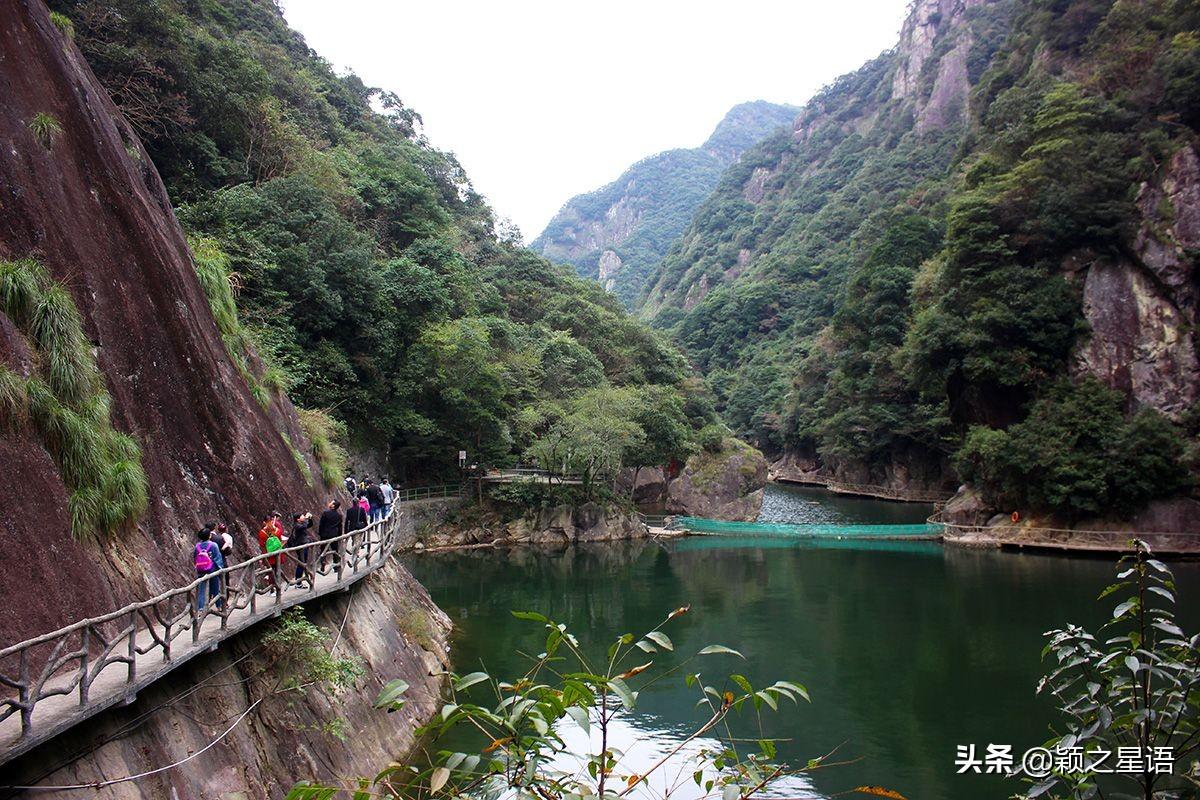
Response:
257,515,284,589
193,529,225,611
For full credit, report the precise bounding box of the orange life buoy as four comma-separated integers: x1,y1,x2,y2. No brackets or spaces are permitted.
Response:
1011,511,1020,523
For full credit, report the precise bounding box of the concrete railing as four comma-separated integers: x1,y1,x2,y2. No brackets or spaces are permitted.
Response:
0,503,414,766
774,473,952,503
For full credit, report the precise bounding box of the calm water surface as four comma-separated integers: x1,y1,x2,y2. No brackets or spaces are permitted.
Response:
405,484,1200,800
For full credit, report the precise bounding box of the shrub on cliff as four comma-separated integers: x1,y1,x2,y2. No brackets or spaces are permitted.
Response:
955,379,1190,520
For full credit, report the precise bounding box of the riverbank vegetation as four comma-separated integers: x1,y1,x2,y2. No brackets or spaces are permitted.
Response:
1030,541,1198,798
289,607,845,800
49,0,713,484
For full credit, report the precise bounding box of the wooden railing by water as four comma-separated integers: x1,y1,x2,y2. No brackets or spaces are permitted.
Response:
929,512,1200,554
0,489,459,767
773,473,953,503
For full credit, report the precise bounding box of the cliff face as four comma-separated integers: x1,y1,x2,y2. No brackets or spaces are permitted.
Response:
0,3,453,793
0,0,324,645
532,101,798,306
1072,145,1200,419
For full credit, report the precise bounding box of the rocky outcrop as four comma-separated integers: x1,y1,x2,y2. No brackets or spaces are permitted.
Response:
2,559,451,798
665,439,768,522
1072,145,1200,418
418,503,650,548
893,0,985,132
598,249,623,291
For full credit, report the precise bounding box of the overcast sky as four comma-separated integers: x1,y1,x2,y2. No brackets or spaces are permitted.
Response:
281,0,911,241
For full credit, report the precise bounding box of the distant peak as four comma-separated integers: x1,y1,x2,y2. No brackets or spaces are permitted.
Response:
702,100,801,161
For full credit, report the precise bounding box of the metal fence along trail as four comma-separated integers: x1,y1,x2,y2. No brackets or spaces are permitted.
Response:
0,488,462,767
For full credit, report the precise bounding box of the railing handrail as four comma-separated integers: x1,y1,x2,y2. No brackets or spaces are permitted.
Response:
0,512,390,659
931,515,1200,539
775,473,952,503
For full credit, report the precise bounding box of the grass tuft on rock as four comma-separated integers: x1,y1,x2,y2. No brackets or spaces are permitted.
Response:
28,112,63,149
297,408,347,489
0,258,148,539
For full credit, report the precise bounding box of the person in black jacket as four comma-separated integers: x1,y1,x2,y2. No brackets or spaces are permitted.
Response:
344,495,368,535
317,500,343,570
289,511,314,584
365,479,386,523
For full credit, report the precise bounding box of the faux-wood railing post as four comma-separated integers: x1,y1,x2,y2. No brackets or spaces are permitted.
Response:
78,627,90,706
336,533,346,582
127,611,137,684
18,649,31,737
191,589,201,644
220,571,229,631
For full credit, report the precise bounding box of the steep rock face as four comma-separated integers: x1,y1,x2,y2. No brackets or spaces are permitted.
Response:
2,560,451,798
0,0,325,645
532,101,798,306
1072,145,1200,418
892,0,984,131
665,439,768,522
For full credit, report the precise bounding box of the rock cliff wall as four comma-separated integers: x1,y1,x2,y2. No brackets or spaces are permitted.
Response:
0,2,451,794
0,0,325,645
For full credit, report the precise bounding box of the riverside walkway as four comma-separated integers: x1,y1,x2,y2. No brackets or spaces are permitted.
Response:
769,472,952,503
0,489,461,767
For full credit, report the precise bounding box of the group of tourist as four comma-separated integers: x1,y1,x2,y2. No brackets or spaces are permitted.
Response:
191,476,398,610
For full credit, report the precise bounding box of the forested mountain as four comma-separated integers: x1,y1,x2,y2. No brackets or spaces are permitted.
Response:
533,101,798,306
44,0,712,483
641,0,1200,521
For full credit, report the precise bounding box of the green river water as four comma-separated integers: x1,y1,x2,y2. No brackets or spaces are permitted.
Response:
404,483,1199,800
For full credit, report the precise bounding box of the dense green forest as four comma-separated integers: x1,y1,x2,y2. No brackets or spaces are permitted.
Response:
533,101,798,307
640,0,1200,519
49,0,711,483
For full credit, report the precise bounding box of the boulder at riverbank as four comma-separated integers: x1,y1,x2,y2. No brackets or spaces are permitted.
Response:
665,438,767,522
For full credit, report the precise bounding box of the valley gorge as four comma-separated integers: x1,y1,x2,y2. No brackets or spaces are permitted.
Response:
1,0,1199,796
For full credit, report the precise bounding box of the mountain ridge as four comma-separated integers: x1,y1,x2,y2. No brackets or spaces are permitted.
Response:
532,100,799,305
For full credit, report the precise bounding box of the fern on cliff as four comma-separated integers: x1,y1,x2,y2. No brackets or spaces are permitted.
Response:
0,259,148,539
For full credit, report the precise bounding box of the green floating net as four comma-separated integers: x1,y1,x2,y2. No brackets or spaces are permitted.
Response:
670,517,943,540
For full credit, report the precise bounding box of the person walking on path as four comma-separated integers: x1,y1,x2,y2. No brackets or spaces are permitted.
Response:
356,491,370,521
257,515,284,588
380,477,395,519
193,529,225,611
344,493,368,535
365,479,385,523
344,475,358,496
290,511,315,585
317,500,344,570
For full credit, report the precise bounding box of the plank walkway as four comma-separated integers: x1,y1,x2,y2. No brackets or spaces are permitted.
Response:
0,494,458,767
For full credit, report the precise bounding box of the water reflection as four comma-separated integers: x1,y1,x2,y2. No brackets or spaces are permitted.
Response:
405,493,1199,800
758,483,934,525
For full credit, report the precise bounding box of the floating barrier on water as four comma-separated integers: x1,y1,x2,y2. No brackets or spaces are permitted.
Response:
670,517,943,540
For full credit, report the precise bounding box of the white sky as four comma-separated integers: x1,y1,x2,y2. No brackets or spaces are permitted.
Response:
281,0,911,242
